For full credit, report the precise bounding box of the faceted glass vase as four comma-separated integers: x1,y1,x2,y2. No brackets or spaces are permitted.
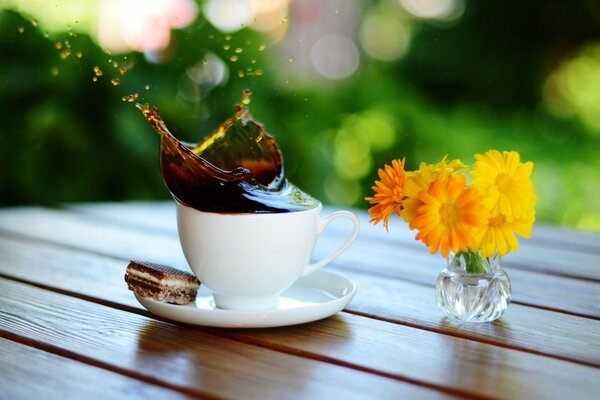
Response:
435,252,511,322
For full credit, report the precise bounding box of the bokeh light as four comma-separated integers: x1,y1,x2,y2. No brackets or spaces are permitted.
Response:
97,0,197,54
0,0,97,34
544,43,600,135
360,12,411,61
203,0,255,33
179,53,229,103
250,0,288,31
311,34,360,80
399,0,465,21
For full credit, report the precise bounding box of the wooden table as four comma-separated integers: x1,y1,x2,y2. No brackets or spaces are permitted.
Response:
1,202,599,399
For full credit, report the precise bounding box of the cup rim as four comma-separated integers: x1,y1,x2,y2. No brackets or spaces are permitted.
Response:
174,198,323,216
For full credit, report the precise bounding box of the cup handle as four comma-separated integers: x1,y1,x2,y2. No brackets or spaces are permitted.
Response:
301,211,360,277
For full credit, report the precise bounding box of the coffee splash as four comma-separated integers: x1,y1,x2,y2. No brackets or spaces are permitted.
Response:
137,91,319,213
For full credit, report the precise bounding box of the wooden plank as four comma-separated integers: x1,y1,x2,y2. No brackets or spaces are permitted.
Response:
0,338,197,400
2,278,599,399
1,235,599,369
69,202,600,281
1,207,598,318
0,279,443,400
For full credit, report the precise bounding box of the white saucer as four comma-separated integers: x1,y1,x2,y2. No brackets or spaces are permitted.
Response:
135,270,356,328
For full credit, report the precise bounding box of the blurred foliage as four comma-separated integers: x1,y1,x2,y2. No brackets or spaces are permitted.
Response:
1,0,600,231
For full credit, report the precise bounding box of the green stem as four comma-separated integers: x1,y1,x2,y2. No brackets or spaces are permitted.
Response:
459,249,488,274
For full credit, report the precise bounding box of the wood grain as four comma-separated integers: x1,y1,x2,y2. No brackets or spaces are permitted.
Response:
0,338,198,400
1,207,598,318
2,278,599,399
0,278,448,400
1,234,598,368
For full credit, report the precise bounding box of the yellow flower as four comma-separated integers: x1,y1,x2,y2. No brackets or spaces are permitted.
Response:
366,158,406,231
472,211,535,257
412,175,487,257
402,156,468,225
471,150,536,221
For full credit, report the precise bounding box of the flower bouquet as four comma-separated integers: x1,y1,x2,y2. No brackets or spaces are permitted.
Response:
366,150,536,322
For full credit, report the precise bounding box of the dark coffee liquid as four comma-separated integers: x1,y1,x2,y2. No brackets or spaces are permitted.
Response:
137,94,319,213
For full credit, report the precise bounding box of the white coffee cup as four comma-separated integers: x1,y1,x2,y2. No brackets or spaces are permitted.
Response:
176,202,360,310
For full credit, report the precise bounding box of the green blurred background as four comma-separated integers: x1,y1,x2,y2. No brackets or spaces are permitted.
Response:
1,0,600,231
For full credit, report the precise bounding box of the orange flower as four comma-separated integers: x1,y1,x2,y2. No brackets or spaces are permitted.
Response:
411,175,487,257
366,158,406,231
402,156,467,225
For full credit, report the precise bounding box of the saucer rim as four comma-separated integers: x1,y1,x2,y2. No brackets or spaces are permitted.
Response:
135,269,356,328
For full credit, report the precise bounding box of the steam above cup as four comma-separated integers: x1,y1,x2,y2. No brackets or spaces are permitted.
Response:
176,202,360,311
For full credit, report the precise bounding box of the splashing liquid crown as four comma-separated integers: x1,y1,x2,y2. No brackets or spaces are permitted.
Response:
137,91,319,213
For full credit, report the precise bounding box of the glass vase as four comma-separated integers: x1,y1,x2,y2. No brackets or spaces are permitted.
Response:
435,251,511,322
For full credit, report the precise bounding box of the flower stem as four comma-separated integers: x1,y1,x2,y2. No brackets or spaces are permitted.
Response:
460,250,488,274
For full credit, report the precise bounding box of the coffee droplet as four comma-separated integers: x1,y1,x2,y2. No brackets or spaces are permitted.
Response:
241,89,251,104
223,44,231,51
237,71,245,78
255,69,264,76
235,47,243,53
112,61,119,68
92,76,98,82
55,42,63,50
259,43,266,51
119,66,127,76
122,93,140,102
225,34,232,41
93,66,103,76
230,55,239,62
111,78,120,86
60,49,72,59
76,51,83,58
251,58,256,64
31,19,39,27
18,26,25,33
